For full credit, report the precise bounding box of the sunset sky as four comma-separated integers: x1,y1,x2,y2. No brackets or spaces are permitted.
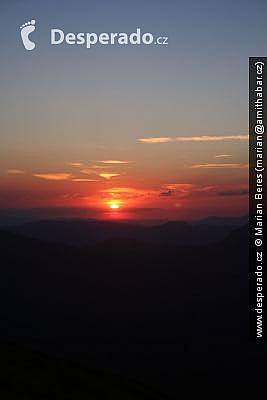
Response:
1,0,267,220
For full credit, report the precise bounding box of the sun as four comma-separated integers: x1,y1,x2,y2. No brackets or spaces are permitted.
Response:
106,199,123,210
110,203,120,209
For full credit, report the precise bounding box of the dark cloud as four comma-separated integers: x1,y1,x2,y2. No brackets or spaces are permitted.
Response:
159,190,174,197
218,189,248,196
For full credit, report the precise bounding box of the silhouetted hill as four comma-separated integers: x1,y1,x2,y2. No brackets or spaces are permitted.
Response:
0,342,168,399
222,224,249,248
0,228,264,395
194,215,248,227
5,218,247,247
4,219,148,246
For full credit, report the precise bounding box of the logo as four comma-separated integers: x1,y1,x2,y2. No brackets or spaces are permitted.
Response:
50,28,168,48
20,20,36,50
19,22,169,51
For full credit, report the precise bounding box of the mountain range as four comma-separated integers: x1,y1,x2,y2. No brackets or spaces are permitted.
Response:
0,218,265,397
4,216,248,247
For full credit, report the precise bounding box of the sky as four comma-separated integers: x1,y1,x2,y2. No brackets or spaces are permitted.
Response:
0,0,266,221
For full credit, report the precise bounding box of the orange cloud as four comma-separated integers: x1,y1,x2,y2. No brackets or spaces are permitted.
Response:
160,183,195,198
80,168,96,175
214,154,232,158
66,162,83,167
138,137,172,143
72,178,100,182
100,187,148,199
6,169,25,174
99,173,120,180
33,173,72,181
138,135,248,143
163,183,194,191
90,165,109,169
190,163,248,169
98,160,131,164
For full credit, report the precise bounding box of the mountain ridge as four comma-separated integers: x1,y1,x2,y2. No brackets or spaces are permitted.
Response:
4,217,247,248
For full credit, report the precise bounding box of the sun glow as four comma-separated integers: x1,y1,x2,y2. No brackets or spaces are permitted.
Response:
110,203,120,209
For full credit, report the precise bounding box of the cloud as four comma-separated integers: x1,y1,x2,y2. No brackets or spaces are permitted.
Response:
192,184,248,198
80,167,109,175
159,190,174,197
138,135,248,143
218,189,249,196
72,178,100,182
99,173,120,180
100,187,147,199
138,137,172,143
80,162,129,176
66,162,83,167
90,165,110,169
214,154,232,158
190,163,248,169
6,169,25,175
80,168,96,175
163,183,194,192
98,160,131,164
33,173,72,181
158,183,249,199
159,183,195,199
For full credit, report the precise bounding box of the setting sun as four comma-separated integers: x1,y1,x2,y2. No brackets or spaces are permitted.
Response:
110,203,120,209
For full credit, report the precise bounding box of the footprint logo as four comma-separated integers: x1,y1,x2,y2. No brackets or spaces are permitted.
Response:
20,20,36,50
